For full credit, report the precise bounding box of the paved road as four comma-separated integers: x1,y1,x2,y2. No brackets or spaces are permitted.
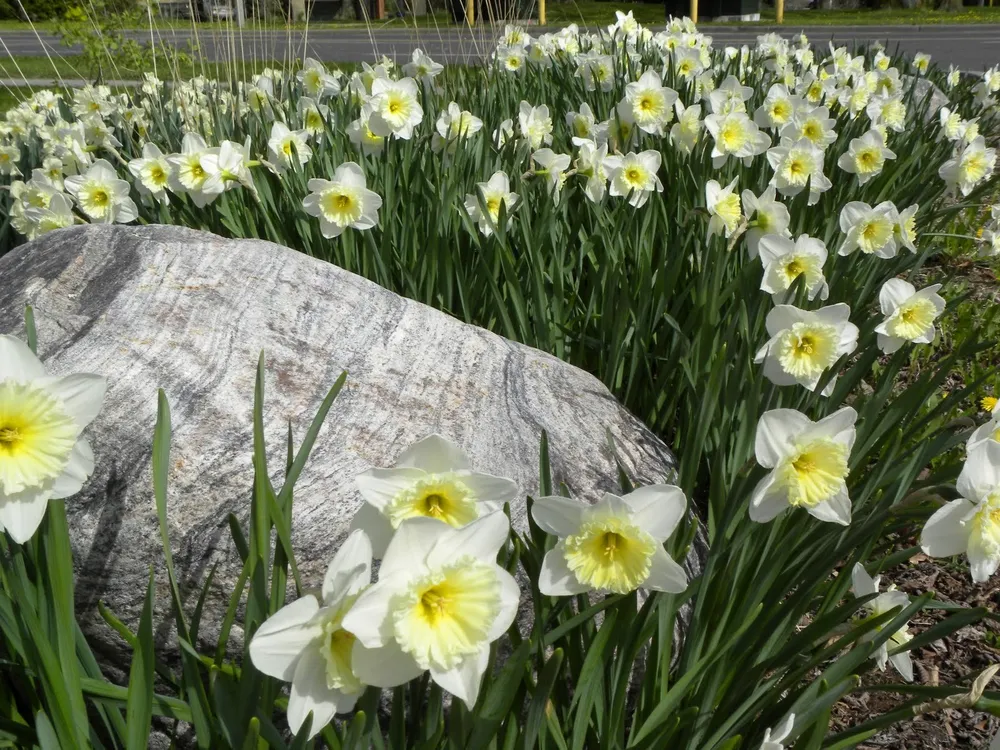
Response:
1,23,998,71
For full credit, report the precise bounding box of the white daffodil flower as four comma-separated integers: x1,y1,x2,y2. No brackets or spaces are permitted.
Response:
753,84,802,131
167,133,218,208
566,102,597,140
874,279,945,353
968,400,1000,453
912,52,931,74
496,44,527,75
669,101,703,156
576,54,615,92
743,186,791,259
574,139,611,204
432,103,483,155
463,171,520,237
403,48,444,85
342,513,519,707
759,234,829,303
518,101,554,149
837,129,896,186
531,149,571,206
0,143,21,176
867,95,907,133
605,150,662,208
298,97,330,138
760,714,795,750
201,139,254,199
350,434,518,556
705,178,742,239
532,485,688,596
302,162,382,239
0,335,106,543
780,106,837,150
921,441,1000,583
24,193,75,239
892,203,919,253
766,137,832,205
249,530,372,739
346,104,385,157
297,58,341,99
755,304,859,395
837,201,899,258
850,563,914,681
939,136,997,196
625,69,678,136
751,406,857,525
267,122,313,171
705,111,771,168
64,158,137,224
708,75,753,115
128,142,171,204
368,77,424,140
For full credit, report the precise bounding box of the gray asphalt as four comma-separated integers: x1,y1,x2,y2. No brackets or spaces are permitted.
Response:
1,23,998,71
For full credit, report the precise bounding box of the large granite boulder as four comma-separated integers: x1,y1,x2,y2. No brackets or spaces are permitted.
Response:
0,224,707,671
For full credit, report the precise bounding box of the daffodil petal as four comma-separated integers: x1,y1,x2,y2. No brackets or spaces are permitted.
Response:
350,640,424,687
619,485,687,542
288,648,341,739
538,545,589,596
395,434,471,473
355,467,426,511
249,595,322,681
349,502,395,558
920,498,972,557
0,484,54,544
322,529,372,605
0,335,46,383
429,645,489,707
531,495,586,537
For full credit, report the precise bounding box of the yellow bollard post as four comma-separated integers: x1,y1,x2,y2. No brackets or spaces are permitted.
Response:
776,0,784,23
690,0,698,23
539,0,546,26
466,0,474,24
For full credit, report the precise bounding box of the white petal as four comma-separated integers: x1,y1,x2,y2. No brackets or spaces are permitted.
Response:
968,537,1000,583
322,529,372,606
806,487,851,525
957,442,1000,502
50,439,95,499
0,335,46,382
381,517,450,577
37,373,107,430
879,278,915,315
249,595,322,681
538,545,589,596
0,486,53,544
764,305,807,337
288,650,341,739
459,472,519,507
755,409,812,467
620,485,687,542
350,640,424,687
430,646,489,707
427,511,510,569
355,467,425,511
530,495,587,537
808,406,858,449
486,568,521,640
920,499,972,557
395,434,471,472
851,562,877,597
348,502,396,559
643,547,688,593
341,571,410,648
889,651,914,682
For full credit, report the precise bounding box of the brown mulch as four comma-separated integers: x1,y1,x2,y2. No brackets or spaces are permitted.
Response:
829,553,1000,749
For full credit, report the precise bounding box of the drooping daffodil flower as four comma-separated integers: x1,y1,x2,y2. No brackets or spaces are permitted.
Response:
850,562,914,681
249,530,373,739
921,441,1000,583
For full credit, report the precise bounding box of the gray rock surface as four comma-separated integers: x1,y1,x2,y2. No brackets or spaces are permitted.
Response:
0,224,707,673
